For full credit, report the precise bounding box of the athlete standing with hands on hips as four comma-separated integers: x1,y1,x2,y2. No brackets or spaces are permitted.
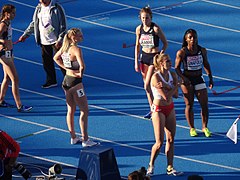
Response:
54,28,98,147
175,29,213,137
135,6,168,119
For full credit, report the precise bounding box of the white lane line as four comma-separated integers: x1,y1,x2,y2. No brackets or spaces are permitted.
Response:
153,0,200,11
1,113,240,171
202,0,240,10
103,0,240,33
15,128,53,141
80,7,130,19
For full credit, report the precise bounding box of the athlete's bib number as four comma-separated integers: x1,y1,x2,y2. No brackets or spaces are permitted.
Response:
62,54,72,68
77,89,85,97
140,34,154,49
151,104,157,112
5,50,11,58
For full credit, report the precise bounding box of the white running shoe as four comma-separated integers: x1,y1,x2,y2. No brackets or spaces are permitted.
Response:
82,139,98,147
167,167,184,176
71,136,82,145
146,165,154,176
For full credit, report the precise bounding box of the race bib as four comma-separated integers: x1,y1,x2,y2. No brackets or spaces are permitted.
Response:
151,104,157,112
140,34,154,48
5,50,12,58
77,89,85,97
61,53,71,68
186,55,203,71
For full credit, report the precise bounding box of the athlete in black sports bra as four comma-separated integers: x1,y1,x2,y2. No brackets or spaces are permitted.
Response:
175,29,213,137
0,4,32,112
0,19,13,57
54,28,98,147
135,6,168,119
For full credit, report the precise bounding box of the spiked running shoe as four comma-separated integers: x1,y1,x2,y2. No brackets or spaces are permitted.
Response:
203,128,211,137
146,165,154,176
17,105,33,112
0,101,15,108
41,82,57,89
190,128,198,137
82,139,99,148
144,111,152,119
167,167,183,176
71,136,82,145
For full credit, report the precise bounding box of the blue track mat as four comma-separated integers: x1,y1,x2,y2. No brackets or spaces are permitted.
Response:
0,0,240,179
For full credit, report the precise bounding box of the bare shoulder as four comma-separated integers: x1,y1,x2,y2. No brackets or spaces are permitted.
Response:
0,22,6,32
154,23,164,32
151,72,160,85
153,22,160,29
136,25,141,33
72,45,81,50
69,46,81,54
153,23,161,32
176,48,185,57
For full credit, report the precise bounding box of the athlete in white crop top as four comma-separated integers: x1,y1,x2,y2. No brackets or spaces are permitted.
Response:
147,53,183,177
151,71,174,100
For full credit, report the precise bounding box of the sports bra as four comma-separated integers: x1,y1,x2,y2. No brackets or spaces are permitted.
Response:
182,45,203,72
0,21,12,40
139,22,159,49
151,71,174,100
61,52,80,70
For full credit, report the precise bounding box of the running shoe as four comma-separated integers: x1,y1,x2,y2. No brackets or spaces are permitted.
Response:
17,105,33,112
167,167,183,176
41,82,57,89
82,139,99,148
144,111,152,119
190,128,198,137
71,136,82,145
202,128,211,137
146,165,154,176
0,100,15,108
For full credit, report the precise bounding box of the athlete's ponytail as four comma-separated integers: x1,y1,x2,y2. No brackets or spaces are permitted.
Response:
60,28,82,53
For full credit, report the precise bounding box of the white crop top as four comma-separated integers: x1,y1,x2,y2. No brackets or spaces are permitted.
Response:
61,52,80,70
151,71,174,99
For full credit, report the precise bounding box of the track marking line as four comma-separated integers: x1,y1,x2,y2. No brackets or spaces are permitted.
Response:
15,128,53,141
103,0,240,33
1,113,240,172
202,0,240,10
